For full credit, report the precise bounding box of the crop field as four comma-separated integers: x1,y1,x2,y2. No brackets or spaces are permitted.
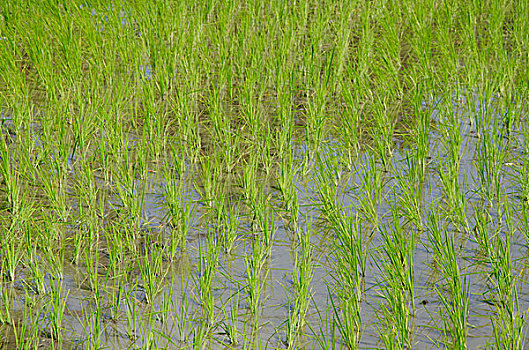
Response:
0,0,528,349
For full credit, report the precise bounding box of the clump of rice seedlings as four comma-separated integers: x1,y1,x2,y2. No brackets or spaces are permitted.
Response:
123,285,140,344
336,100,361,169
242,152,260,206
219,201,241,255
371,99,395,170
1,225,22,284
40,221,65,280
46,276,69,346
12,290,43,349
473,94,507,208
0,280,12,325
435,94,470,234
78,294,104,350
219,285,242,347
312,148,344,228
83,238,100,296
138,234,166,305
244,233,269,335
163,149,194,255
193,229,219,328
24,228,46,295
474,202,527,348
328,212,365,349
277,152,299,233
111,149,147,233
426,206,469,348
374,209,415,349
284,220,316,349
0,132,23,217
392,153,425,230
174,276,194,345
353,153,384,227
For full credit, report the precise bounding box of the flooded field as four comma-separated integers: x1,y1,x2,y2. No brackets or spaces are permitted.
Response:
0,1,528,349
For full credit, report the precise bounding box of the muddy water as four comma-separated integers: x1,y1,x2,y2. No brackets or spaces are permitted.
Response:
1,92,528,349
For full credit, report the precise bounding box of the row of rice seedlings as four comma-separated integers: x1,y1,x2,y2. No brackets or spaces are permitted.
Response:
312,150,365,349
473,202,527,348
1,0,528,347
392,153,425,230
193,228,219,338
277,152,300,234
282,220,315,348
328,213,365,350
12,291,44,349
374,208,415,349
426,207,469,348
353,153,384,228
473,95,507,210
435,93,470,235
163,146,194,256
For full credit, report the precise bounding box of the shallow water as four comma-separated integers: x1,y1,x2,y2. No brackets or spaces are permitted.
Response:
1,90,528,350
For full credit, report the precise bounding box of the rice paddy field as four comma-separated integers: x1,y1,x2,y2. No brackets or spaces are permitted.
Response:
0,0,528,349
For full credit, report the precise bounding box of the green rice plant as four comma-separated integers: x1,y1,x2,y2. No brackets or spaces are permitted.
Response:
12,290,43,350
310,294,339,350
473,95,506,208
218,279,242,347
410,84,431,183
196,155,217,209
283,220,315,348
138,234,166,305
0,130,23,217
40,220,65,280
244,235,269,333
84,239,100,296
353,153,384,227
259,124,276,176
24,229,46,295
78,294,104,350
436,114,470,235
163,159,193,253
371,98,395,170
374,209,415,349
241,151,259,207
426,206,469,349
220,202,241,255
277,152,299,231
338,78,361,167
193,231,219,328
110,140,147,232
1,225,22,283
174,276,193,345
325,210,365,350
392,153,424,230
39,133,70,224
124,286,140,343
247,185,275,256
0,281,12,325
47,277,69,346
312,150,344,228
475,202,527,349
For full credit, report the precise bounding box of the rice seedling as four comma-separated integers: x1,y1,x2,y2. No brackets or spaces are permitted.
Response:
46,276,69,346
0,0,527,348
0,280,12,325
426,206,470,348
12,290,43,350
373,208,415,349
193,229,219,328
283,220,315,349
